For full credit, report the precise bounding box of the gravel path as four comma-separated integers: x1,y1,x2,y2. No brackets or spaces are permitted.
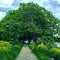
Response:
15,45,38,60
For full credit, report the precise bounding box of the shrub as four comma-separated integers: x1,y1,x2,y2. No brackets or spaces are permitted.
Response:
38,44,48,49
29,44,50,60
30,44,60,60
37,36,56,48
29,44,36,50
0,41,23,60
50,48,60,60
0,41,12,52
51,48,60,53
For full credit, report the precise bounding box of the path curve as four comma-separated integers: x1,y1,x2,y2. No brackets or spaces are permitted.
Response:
15,45,38,60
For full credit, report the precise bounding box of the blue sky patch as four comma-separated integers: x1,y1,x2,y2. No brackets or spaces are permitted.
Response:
0,0,60,20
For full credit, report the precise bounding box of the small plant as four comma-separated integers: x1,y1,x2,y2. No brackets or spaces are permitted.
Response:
0,41,12,52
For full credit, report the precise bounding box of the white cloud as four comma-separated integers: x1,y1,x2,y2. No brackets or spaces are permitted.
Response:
34,0,44,6
0,0,60,20
0,12,6,20
21,0,29,3
0,0,14,8
53,13,60,19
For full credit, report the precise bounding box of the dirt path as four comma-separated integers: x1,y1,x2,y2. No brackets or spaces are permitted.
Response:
15,45,38,60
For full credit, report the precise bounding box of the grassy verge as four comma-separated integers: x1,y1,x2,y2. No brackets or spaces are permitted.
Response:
29,44,60,60
0,42,23,60
32,46,50,60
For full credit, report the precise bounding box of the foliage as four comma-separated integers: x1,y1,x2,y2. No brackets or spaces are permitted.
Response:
37,36,56,48
50,48,60,59
0,43,23,60
0,2,59,43
29,44,60,60
38,44,48,50
29,44,50,60
54,37,60,42
0,41,12,52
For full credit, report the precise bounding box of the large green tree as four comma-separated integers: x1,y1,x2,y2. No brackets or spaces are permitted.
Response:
0,3,60,43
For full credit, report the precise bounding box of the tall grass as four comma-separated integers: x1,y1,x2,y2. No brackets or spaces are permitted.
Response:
0,43,23,60
29,44,50,60
29,44,60,60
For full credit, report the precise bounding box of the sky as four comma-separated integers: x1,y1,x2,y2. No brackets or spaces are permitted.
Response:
0,0,60,20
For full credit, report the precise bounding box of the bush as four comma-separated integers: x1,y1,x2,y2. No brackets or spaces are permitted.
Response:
38,44,48,49
29,44,50,60
37,36,56,48
30,44,60,60
0,41,23,60
0,41,12,52
50,48,60,60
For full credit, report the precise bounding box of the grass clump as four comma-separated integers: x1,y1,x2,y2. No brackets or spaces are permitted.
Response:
0,41,23,60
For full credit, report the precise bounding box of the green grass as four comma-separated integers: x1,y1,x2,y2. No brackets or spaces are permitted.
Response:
32,47,50,60
0,43,23,60
29,44,60,60
29,44,50,60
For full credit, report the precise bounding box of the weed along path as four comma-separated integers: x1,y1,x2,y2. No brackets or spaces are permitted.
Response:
15,45,38,60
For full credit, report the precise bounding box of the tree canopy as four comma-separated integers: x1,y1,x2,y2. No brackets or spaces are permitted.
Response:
0,3,60,43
